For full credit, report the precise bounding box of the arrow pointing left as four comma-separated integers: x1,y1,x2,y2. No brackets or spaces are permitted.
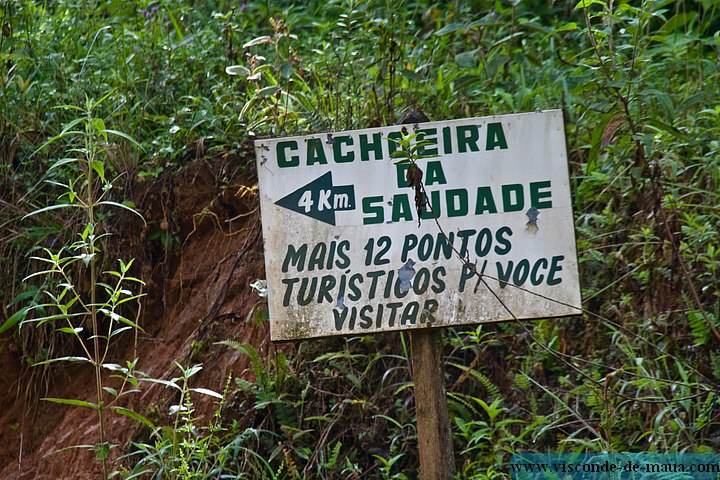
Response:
275,172,356,226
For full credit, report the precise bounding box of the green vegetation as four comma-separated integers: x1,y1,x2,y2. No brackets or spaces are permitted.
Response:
1,0,719,478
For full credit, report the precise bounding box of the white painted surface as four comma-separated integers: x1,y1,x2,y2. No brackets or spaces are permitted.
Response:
256,110,582,341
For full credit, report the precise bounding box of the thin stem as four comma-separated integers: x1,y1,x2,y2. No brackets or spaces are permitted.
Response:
582,3,638,134
86,108,108,480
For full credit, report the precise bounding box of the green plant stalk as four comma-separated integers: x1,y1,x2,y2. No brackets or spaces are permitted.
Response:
85,107,108,479
171,372,187,469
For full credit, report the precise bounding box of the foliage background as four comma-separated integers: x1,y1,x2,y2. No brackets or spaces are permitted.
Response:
0,0,718,478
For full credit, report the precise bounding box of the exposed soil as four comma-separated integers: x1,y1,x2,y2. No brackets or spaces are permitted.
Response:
0,155,269,478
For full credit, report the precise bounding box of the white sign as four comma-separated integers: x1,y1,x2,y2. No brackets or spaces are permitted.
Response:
256,110,581,341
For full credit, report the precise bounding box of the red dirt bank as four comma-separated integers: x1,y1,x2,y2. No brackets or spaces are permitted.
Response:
0,157,267,478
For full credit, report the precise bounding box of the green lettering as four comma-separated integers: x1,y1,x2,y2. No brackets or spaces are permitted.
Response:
401,234,418,262
373,304,384,328
397,161,445,189
502,184,524,212
348,273,363,301
362,196,384,225
282,278,300,307
317,275,336,303
417,128,438,156
494,226,513,255
277,140,299,168
530,258,548,286
530,180,553,208
458,264,475,292
333,135,354,163
421,190,441,219
306,138,327,165
412,268,431,294
359,305,374,329
433,233,453,260
496,261,512,289
334,306,349,330
417,235,433,260
442,126,452,154
308,242,327,271
446,189,469,217
512,259,530,286
457,125,480,153
282,244,307,272
425,161,447,185
457,229,476,257
474,228,492,257
396,163,410,188
547,255,564,285
359,132,383,161
298,277,316,306
420,298,439,324
392,194,413,222
386,302,403,327
431,267,446,293
401,302,419,325
367,271,385,300
384,270,396,299
475,186,498,214
486,122,508,150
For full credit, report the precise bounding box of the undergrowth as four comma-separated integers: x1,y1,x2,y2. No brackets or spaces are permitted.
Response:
1,0,719,478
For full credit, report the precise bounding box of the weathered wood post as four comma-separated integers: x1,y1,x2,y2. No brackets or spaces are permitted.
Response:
409,329,455,479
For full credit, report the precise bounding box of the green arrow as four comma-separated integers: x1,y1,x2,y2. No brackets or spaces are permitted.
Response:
275,172,356,225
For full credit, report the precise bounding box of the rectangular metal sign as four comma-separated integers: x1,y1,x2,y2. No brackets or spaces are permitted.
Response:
255,110,582,341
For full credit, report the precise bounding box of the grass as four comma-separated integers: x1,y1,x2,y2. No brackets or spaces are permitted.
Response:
1,0,719,478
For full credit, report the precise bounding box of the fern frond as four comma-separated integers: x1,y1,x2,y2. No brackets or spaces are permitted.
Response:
448,362,501,399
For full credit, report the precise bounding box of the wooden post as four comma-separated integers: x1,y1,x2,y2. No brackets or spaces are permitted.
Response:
410,329,455,479
398,109,455,479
